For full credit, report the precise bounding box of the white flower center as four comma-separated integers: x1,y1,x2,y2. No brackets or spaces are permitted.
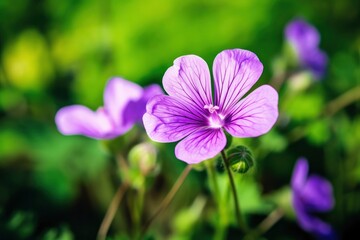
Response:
204,104,224,129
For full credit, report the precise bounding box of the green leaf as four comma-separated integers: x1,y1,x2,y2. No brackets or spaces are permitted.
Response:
259,130,288,153
306,119,330,145
282,91,324,121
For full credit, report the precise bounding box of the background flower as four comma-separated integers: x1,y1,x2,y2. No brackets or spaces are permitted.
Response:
143,49,278,164
285,18,328,80
55,77,163,139
291,157,336,239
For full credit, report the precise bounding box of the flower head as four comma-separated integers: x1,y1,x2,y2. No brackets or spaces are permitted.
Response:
285,18,328,80
143,49,278,164
291,158,337,239
55,77,163,139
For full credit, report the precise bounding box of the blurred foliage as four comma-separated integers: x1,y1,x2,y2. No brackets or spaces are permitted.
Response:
0,0,359,239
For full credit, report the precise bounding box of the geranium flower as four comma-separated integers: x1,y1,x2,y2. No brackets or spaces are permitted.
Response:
55,77,163,139
285,18,328,80
291,157,337,239
143,49,278,164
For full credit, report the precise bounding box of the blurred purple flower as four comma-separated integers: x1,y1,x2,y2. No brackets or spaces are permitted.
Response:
285,18,328,80
55,77,163,139
291,158,337,239
143,49,278,164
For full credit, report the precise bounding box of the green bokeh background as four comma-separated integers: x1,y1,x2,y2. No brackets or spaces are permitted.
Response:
0,0,359,239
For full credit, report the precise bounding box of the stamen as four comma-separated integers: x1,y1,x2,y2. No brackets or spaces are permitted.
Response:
204,104,224,129
204,104,219,114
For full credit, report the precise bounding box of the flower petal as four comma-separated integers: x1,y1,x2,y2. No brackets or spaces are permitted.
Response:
291,158,309,190
143,95,204,143
142,84,164,101
162,55,213,113
301,49,328,80
55,105,117,139
285,19,328,80
123,84,164,128
175,128,226,164
293,195,334,238
103,77,143,128
285,18,320,50
224,85,278,138
292,161,337,239
213,49,263,113
301,175,334,212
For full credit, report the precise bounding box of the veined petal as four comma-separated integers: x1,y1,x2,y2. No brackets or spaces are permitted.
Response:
213,49,263,113
175,128,226,164
162,55,213,113
55,105,118,139
291,158,309,190
224,85,278,138
104,77,143,127
143,95,204,143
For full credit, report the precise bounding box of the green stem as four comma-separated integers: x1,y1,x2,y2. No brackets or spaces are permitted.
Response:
220,150,248,233
133,187,146,239
139,164,192,239
324,85,360,116
287,85,360,144
206,161,221,204
206,161,226,240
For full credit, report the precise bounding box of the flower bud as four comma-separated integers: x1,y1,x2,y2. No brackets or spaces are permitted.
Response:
227,146,254,174
288,71,312,92
128,142,158,176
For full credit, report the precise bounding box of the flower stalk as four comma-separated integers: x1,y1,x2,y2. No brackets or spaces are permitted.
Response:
220,150,248,233
243,207,284,240
205,161,226,240
97,181,130,240
325,85,360,116
139,164,192,239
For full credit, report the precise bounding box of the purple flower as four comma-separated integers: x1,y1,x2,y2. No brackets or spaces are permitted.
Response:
55,77,163,139
143,49,279,164
285,18,328,80
291,158,337,239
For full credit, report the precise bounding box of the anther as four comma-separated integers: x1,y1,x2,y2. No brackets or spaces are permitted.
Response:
204,104,219,114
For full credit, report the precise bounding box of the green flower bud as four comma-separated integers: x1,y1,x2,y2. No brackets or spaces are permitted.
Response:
226,145,254,174
128,142,158,176
288,71,312,92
